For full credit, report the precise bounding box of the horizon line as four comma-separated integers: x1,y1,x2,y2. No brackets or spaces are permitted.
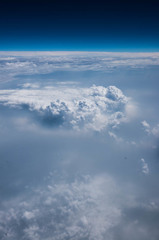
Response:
0,50,159,55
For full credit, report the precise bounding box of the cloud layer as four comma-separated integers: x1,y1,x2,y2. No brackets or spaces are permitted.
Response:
1,173,158,240
0,52,159,240
1,52,159,83
0,175,122,240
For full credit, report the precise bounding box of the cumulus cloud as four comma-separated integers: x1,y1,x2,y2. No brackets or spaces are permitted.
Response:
0,85,130,131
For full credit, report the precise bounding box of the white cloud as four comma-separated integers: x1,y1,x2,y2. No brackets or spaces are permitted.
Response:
0,85,130,131
140,158,149,175
141,120,150,133
141,121,159,137
152,124,159,137
20,83,40,88
1,52,159,81
1,173,156,240
0,175,122,240
23,211,35,220
141,120,150,129
108,131,123,142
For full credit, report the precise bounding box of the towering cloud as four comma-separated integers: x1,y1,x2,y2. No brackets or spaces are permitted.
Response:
0,85,129,131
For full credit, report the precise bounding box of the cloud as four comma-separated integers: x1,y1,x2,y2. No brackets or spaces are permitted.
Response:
141,120,150,129
0,85,130,131
141,121,159,137
141,120,150,133
20,83,40,88
0,174,122,240
152,124,159,137
108,131,123,142
1,172,158,240
23,211,36,220
1,52,159,83
111,206,159,240
140,158,149,175
1,51,159,240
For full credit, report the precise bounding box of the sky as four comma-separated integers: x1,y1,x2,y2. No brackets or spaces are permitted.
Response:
0,51,159,239
0,0,159,51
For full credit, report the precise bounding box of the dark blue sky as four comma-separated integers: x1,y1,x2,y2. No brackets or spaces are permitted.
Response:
0,0,159,51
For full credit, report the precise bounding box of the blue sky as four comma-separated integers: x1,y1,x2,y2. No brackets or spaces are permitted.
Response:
0,0,159,51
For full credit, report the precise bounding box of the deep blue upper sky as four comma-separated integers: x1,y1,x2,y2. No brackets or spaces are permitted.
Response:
0,0,159,51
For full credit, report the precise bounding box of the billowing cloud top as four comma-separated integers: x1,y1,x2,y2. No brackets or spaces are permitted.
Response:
0,85,129,131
